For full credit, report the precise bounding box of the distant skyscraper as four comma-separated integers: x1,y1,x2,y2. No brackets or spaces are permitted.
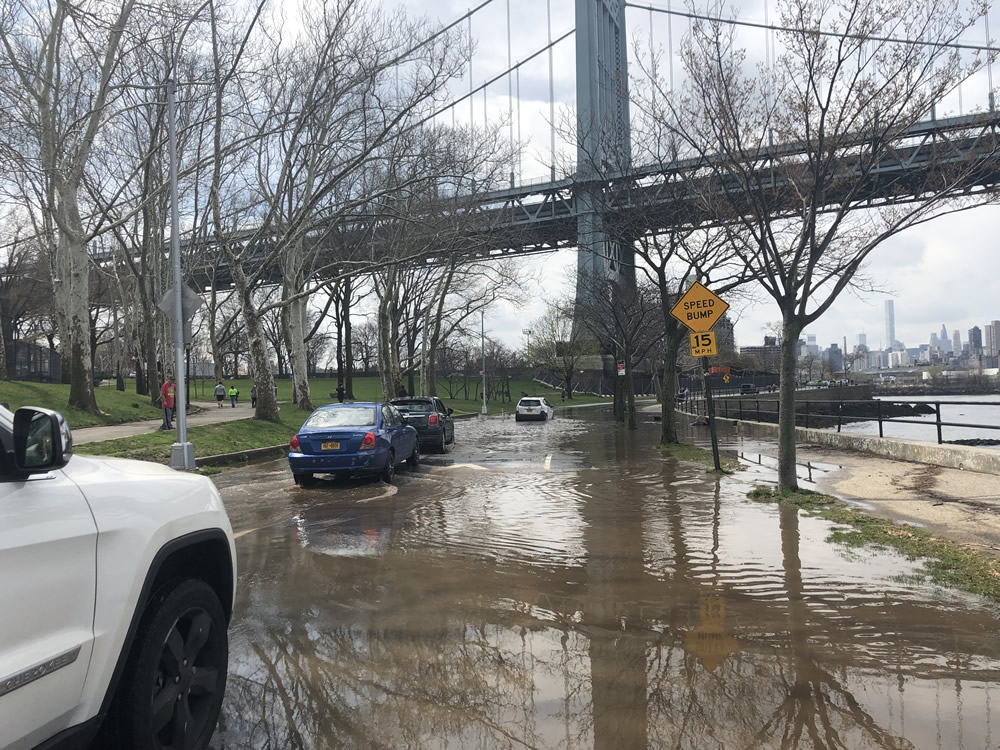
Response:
987,321,1000,358
969,326,983,355
940,324,949,350
952,330,961,355
857,333,867,348
884,300,895,349
930,332,939,352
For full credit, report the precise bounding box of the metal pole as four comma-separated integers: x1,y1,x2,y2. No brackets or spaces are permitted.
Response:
166,78,194,470
935,402,943,444
481,310,488,416
547,0,556,180
702,358,721,471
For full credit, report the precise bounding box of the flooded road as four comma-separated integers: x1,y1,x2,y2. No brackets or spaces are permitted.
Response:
212,407,1000,750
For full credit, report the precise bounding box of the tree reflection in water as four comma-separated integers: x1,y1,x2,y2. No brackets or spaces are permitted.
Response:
214,423,1000,749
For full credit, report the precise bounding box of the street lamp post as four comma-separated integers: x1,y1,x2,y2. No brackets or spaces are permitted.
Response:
481,310,487,416
166,77,194,470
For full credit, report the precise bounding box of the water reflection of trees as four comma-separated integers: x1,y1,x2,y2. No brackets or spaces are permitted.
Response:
215,422,1000,749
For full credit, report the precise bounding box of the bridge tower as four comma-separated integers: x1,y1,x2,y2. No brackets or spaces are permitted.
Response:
575,0,634,304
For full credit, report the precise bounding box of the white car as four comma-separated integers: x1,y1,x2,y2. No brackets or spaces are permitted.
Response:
0,405,236,750
515,397,555,422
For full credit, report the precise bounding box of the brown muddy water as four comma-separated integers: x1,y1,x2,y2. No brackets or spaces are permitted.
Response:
210,407,1000,750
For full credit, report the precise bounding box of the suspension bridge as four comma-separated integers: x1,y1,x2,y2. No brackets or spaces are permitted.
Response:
179,0,1000,291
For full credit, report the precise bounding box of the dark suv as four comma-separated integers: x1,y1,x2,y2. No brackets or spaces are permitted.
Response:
740,383,758,395
390,397,455,453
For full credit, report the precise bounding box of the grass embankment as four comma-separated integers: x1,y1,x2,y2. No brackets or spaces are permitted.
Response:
0,381,163,428
749,486,1000,601
76,404,302,463
660,442,741,472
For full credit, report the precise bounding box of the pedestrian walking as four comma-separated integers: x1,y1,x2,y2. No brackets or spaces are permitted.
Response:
251,383,258,408
160,376,176,430
336,384,346,403
214,380,225,408
228,384,238,408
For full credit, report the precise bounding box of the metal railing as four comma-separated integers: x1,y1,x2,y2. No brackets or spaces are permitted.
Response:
681,397,1000,445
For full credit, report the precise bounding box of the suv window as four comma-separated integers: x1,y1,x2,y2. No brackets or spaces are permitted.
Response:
434,399,447,413
519,399,542,407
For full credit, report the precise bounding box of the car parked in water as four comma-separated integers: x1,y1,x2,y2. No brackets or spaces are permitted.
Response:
288,402,419,486
390,397,455,453
0,404,235,750
515,397,554,422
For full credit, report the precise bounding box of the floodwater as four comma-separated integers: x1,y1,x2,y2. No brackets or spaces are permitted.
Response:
211,407,1000,750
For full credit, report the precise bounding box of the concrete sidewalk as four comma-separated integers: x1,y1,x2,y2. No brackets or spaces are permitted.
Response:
73,400,257,445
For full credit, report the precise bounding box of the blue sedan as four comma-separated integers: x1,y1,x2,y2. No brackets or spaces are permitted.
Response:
288,402,419,486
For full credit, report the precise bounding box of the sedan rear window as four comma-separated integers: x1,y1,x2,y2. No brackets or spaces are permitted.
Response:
393,401,433,412
305,407,377,428
519,399,542,407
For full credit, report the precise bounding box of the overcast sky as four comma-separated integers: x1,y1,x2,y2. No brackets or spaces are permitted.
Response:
384,0,1000,354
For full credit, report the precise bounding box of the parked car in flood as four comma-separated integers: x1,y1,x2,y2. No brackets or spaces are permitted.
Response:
390,397,455,453
288,402,419,486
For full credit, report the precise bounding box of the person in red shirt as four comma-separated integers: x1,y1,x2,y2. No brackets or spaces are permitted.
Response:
160,376,176,431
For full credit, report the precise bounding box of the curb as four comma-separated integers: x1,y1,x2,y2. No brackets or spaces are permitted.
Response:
198,444,288,467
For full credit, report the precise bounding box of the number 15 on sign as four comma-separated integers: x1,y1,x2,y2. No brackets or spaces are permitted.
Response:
690,331,717,358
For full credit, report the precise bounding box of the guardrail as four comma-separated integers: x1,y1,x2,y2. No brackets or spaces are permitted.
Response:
680,397,1000,445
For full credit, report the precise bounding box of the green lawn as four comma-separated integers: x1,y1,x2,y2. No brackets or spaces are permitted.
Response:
0,380,164,428
76,404,303,463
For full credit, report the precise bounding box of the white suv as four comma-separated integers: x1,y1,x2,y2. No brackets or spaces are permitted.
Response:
0,405,236,750
514,397,555,422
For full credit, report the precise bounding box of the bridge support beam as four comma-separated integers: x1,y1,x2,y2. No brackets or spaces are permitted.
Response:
574,0,634,337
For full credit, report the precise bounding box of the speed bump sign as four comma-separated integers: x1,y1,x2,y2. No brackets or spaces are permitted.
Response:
689,332,717,358
670,282,729,333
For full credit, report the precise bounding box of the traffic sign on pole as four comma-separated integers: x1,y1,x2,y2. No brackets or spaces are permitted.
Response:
669,282,730,332
689,332,718,358
617,361,625,376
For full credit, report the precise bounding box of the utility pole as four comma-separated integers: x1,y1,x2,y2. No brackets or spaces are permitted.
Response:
481,310,488,416
166,78,194,471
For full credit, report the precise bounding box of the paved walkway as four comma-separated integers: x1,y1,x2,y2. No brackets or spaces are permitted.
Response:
73,400,257,445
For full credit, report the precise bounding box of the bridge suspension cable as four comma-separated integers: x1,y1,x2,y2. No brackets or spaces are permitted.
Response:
626,1,1000,53
425,28,577,129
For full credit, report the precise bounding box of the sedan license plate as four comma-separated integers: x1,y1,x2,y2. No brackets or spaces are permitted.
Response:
525,409,534,413
321,441,340,450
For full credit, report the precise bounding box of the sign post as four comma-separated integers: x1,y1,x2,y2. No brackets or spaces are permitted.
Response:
670,282,730,472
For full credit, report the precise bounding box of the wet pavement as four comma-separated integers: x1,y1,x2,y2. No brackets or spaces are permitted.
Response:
212,406,1000,750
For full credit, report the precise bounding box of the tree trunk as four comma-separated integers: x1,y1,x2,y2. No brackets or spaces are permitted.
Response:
659,326,684,444
625,345,637,430
778,316,803,490
284,283,313,411
65,226,98,413
0,325,7,381
342,277,354,399
377,273,401,400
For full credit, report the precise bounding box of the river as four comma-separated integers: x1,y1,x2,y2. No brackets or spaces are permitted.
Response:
837,393,1000,446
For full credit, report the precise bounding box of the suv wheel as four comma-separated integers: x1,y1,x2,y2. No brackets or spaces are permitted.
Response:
380,450,395,484
103,579,228,750
438,432,447,454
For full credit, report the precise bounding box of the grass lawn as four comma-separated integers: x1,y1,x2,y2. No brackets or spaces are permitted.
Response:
0,380,164,428
76,404,303,463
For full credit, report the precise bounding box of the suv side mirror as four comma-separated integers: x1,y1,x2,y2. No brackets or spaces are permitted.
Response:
446,408,454,416
13,407,73,475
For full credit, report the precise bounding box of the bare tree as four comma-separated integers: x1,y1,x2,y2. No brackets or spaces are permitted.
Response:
669,0,998,488
526,302,596,399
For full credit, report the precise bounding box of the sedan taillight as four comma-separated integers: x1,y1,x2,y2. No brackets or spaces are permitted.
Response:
360,432,376,450
428,414,438,425
290,435,301,450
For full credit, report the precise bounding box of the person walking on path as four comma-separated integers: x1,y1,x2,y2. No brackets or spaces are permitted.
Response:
214,380,226,408
251,383,258,408
159,376,176,430
228,384,238,408
336,384,345,403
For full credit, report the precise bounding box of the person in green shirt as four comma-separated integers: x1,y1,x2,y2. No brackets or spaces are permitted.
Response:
228,384,238,408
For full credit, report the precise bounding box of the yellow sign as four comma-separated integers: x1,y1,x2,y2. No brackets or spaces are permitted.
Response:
684,595,741,673
723,374,730,383
690,331,717,358
670,282,730,333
